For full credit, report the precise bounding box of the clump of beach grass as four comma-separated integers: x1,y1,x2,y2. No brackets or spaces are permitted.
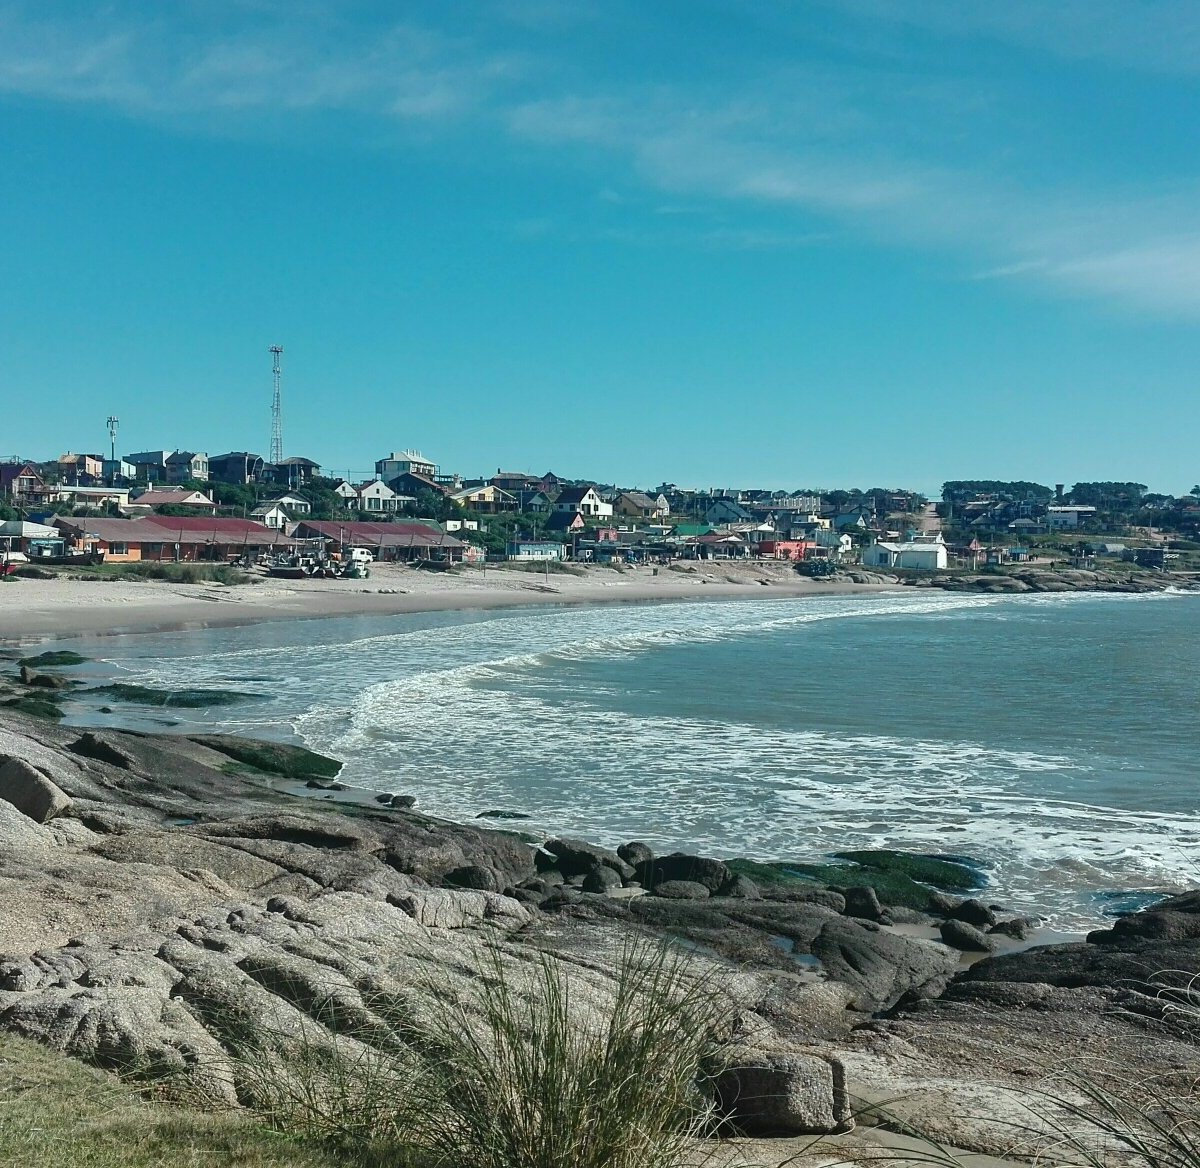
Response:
224,941,729,1168
409,944,725,1168
74,562,259,585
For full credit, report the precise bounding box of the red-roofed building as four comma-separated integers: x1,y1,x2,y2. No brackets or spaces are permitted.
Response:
294,520,466,562
56,516,291,562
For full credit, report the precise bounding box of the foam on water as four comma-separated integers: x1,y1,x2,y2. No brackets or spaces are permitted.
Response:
79,588,1200,929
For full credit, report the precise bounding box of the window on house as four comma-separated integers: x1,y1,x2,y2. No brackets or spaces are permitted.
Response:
111,543,128,555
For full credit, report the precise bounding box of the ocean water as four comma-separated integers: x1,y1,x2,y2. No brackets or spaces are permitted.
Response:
52,589,1200,929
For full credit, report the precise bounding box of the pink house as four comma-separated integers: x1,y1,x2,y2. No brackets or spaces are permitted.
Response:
758,539,817,561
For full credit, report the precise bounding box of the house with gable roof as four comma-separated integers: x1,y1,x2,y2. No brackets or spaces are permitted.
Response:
553,485,612,518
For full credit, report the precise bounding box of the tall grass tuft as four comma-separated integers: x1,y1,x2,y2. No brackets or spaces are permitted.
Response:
407,942,725,1168
222,941,728,1168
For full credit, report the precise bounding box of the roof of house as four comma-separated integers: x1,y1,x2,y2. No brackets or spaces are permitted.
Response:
56,516,286,544
0,463,42,487
554,485,598,506
618,491,659,509
871,541,945,553
354,480,395,494
275,456,321,468
380,450,433,464
545,511,584,530
250,503,288,516
295,520,464,549
211,451,264,462
0,521,58,538
165,450,204,464
129,489,213,507
693,532,747,544
387,471,451,496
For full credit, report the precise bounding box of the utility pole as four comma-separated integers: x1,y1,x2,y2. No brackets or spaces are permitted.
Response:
106,416,119,484
269,345,284,466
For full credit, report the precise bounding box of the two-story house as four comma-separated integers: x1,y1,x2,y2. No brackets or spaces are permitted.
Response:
375,450,436,480
210,452,266,485
165,451,209,484
0,462,47,503
553,486,612,518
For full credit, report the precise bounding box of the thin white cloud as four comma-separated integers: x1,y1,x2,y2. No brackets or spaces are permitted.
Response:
1,2,1198,316
822,0,1200,76
0,5,515,120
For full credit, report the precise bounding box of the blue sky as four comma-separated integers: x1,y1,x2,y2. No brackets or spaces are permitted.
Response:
1,1,1198,494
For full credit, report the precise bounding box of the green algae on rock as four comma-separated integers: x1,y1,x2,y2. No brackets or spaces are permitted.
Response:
92,683,263,708
189,734,343,780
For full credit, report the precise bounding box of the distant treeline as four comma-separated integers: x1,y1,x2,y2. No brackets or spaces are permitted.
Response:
942,480,1151,505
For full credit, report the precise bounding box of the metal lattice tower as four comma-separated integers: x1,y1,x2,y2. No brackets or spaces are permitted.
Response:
269,345,284,465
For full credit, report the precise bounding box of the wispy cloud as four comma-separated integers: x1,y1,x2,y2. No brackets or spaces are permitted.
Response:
0,4,519,121
822,0,1200,76
2,2,1198,315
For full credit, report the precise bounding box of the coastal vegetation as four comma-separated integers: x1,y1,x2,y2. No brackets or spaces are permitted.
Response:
228,944,726,1168
0,1031,351,1168
70,562,259,585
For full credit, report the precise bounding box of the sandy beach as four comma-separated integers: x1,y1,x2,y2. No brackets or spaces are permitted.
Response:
0,561,901,643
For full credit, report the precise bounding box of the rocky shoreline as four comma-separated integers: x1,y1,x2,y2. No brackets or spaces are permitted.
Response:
0,699,1197,1159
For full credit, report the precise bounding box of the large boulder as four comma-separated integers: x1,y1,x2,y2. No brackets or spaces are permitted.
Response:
715,1047,852,1134
947,898,996,928
940,919,995,953
811,918,958,1012
652,880,710,900
18,666,71,690
1087,911,1200,945
543,838,634,880
617,841,653,867
960,938,1200,995
0,756,71,823
636,852,730,893
842,886,885,921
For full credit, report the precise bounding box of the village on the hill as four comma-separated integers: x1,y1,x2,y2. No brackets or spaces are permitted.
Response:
1,447,1197,574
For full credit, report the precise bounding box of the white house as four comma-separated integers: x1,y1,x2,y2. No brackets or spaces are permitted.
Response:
270,491,312,515
553,486,612,517
355,480,399,513
251,502,291,529
375,450,436,480
333,481,359,503
1045,505,1098,529
863,535,948,571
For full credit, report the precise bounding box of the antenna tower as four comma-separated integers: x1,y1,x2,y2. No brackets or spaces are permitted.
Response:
106,416,119,462
269,345,284,465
